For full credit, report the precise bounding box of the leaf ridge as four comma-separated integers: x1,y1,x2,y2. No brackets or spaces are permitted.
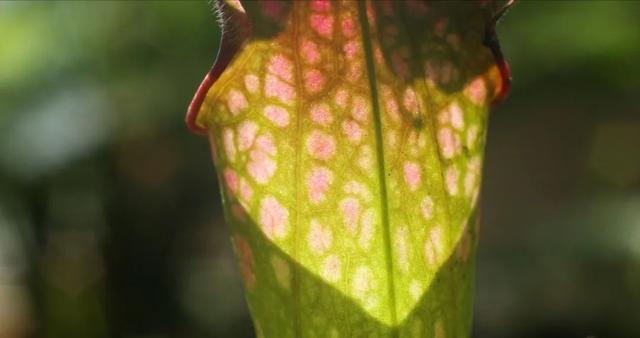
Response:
291,2,303,337
356,1,398,333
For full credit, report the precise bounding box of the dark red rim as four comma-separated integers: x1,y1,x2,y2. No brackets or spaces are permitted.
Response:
485,0,515,106
186,33,240,135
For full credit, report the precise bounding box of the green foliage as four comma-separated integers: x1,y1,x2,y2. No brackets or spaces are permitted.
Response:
190,1,511,337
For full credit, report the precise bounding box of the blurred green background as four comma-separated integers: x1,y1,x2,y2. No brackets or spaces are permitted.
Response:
0,1,639,337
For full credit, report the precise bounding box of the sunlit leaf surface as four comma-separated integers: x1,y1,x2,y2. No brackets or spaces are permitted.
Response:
188,0,511,337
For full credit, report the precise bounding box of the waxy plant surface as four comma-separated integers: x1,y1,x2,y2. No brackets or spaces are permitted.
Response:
188,1,510,337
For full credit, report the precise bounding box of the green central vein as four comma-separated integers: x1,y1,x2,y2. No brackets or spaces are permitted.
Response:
357,1,398,333
292,2,302,337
